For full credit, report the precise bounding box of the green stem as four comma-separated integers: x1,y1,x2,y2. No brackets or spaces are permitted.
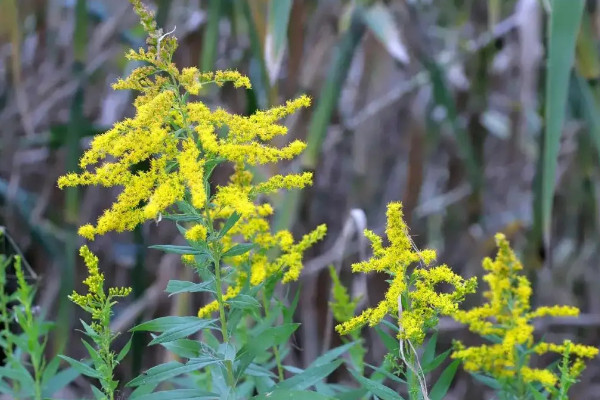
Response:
406,348,421,400
213,256,236,389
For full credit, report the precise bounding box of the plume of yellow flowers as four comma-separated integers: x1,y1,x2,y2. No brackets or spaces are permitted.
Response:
452,234,598,391
57,0,313,243
58,0,327,318
335,202,477,344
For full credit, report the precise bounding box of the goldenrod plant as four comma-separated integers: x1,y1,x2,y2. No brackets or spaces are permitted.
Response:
335,203,477,400
451,234,598,400
57,1,332,398
0,232,79,400
59,245,132,400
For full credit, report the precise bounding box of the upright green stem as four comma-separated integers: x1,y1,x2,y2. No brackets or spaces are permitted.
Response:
406,349,421,400
213,256,236,389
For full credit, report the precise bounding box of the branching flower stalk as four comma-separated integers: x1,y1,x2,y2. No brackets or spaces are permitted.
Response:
66,246,132,400
336,202,477,398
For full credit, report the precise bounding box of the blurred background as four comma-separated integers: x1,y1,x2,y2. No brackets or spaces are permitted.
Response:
1,0,599,398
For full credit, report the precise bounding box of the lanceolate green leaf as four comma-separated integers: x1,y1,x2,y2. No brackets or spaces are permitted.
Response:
541,0,585,239
429,360,460,400
349,370,404,400
127,358,219,387
275,360,343,391
253,390,336,400
57,356,100,379
131,316,215,333
265,0,293,84
134,389,219,400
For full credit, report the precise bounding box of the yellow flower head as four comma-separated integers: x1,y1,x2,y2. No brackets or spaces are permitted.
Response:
452,234,597,390
335,202,476,344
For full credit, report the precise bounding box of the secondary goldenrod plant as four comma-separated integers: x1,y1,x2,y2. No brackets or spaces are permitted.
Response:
335,202,477,400
0,232,79,400
452,234,598,399
59,245,132,400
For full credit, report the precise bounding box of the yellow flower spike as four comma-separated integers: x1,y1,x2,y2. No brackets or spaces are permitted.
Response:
452,234,598,390
69,246,132,328
335,202,475,344
254,172,313,194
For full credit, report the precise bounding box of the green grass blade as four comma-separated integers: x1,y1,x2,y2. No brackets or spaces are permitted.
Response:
200,0,222,72
541,0,584,240
274,7,365,232
265,0,293,85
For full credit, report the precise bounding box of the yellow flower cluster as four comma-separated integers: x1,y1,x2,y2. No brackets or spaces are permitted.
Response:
69,246,131,329
58,41,312,242
335,202,476,344
452,234,598,389
192,164,326,317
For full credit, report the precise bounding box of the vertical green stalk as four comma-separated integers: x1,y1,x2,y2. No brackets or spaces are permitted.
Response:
212,255,236,389
406,349,420,400
200,0,222,72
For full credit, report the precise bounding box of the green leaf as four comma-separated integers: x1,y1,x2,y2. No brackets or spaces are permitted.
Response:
253,390,335,400
91,385,105,399
429,360,460,400
226,294,262,311
471,372,502,390
264,0,293,84
363,363,406,385
276,359,343,391
133,389,219,400
149,245,209,256
529,385,548,400
81,339,102,367
310,342,356,368
362,3,409,63
127,358,218,387
149,319,216,345
349,370,404,400
421,332,438,366
244,363,277,378
165,280,215,296
131,316,213,333
0,363,35,390
574,74,600,161
57,356,101,379
117,336,133,362
160,339,202,359
541,0,585,237
42,367,80,398
222,243,254,258
217,212,240,239
375,327,399,353
422,349,451,374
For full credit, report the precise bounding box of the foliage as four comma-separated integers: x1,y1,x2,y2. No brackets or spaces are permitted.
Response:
0,232,79,399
